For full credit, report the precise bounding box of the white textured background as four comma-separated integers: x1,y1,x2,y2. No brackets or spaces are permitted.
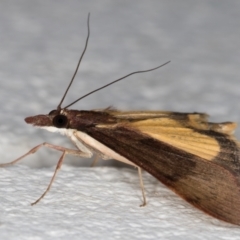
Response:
0,1,240,239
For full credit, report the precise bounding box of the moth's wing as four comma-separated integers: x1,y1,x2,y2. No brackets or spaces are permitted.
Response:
104,110,185,119
83,115,240,225
97,111,239,163
129,117,239,163
105,109,238,134
102,109,210,121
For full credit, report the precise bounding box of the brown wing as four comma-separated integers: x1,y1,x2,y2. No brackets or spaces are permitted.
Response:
97,111,239,163
83,111,240,225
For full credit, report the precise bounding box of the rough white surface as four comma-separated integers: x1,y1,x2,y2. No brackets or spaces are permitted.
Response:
1,0,240,239
1,166,240,240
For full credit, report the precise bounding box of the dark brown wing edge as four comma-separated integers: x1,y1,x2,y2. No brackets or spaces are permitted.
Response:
84,125,240,225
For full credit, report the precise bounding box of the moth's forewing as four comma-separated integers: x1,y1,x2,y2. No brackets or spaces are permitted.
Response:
77,110,240,225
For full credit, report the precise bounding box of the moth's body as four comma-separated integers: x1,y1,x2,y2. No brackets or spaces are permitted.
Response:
24,108,240,225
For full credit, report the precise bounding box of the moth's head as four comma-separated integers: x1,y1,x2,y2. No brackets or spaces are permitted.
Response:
25,109,69,129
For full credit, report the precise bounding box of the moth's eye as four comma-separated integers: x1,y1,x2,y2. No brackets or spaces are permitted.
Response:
52,115,68,128
49,110,58,115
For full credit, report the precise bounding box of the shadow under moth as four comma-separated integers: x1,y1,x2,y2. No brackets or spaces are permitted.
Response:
1,14,240,226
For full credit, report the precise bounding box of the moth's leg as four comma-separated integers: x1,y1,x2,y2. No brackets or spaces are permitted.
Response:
31,146,90,205
71,131,101,167
90,155,100,167
31,151,66,205
138,167,147,207
0,142,91,205
0,142,91,167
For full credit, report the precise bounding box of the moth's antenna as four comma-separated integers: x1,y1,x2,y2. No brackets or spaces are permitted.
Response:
57,13,90,110
64,60,170,109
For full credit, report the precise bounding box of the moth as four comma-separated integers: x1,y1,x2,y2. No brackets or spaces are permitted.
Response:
1,14,240,226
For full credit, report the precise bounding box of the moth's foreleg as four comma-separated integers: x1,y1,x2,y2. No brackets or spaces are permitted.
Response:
31,151,66,205
138,167,147,207
0,142,91,205
31,145,91,205
0,142,91,167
